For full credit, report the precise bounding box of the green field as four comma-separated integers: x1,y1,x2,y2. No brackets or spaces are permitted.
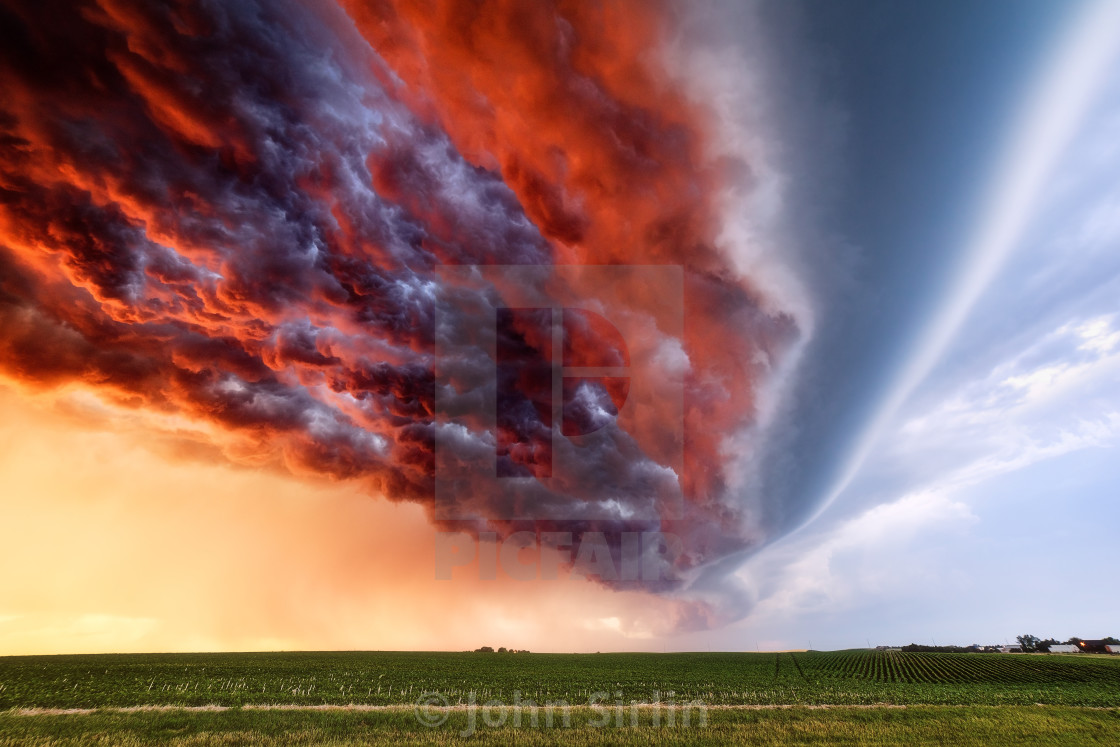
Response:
3,706,1120,746
3,650,1119,744
3,650,1120,709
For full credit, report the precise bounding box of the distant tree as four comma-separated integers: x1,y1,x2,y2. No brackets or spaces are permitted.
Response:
1036,638,1059,653
1103,637,1120,645
476,646,494,653
498,647,508,653
1066,637,1083,646
1016,634,1040,652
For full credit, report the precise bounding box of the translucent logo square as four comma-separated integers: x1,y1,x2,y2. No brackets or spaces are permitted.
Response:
434,265,684,521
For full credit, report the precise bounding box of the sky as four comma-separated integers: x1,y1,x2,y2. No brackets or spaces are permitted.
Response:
0,0,1117,654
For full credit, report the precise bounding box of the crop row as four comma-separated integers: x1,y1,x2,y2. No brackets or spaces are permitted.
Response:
802,650,1120,685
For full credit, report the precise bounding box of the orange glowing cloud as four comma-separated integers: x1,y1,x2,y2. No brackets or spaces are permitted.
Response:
0,0,799,617
338,0,799,511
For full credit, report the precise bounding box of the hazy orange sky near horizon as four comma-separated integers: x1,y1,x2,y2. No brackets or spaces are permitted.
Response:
0,383,712,656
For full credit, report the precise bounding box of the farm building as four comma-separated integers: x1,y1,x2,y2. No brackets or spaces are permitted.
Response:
997,645,1023,653
1076,640,1112,653
1107,645,1120,654
1048,644,1080,653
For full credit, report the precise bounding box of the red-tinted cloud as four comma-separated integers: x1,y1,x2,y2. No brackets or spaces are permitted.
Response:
0,0,799,606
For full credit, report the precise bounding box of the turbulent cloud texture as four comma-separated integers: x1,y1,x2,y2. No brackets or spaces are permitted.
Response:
0,0,801,612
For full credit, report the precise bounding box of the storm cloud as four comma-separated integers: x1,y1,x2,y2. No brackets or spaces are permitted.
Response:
0,0,804,621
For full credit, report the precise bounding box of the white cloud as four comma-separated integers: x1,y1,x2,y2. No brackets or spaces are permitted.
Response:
1071,315,1120,354
737,489,975,621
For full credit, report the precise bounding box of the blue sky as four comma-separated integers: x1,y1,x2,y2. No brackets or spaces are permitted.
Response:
673,0,1120,650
